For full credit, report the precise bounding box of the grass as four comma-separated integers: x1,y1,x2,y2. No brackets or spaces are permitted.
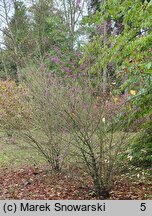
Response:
0,132,46,168
0,129,136,169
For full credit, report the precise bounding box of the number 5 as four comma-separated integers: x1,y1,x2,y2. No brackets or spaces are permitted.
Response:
140,203,146,211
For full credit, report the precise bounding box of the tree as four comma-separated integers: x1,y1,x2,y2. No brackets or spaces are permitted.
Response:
83,0,152,95
83,0,152,172
0,0,31,79
86,0,114,94
28,0,70,57
88,0,102,14
54,0,88,50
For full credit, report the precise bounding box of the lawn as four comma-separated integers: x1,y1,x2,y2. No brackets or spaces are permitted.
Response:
0,133,45,168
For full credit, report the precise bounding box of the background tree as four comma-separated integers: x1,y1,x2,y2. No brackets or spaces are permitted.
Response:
0,0,31,79
54,0,88,50
83,0,152,169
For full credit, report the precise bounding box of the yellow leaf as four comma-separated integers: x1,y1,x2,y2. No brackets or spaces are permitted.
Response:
102,117,106,123
129,104,132,110
130,90,136,95
113,97,118,103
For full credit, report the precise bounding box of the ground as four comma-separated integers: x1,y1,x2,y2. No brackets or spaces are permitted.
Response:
0,135,152,200
0,166,152,200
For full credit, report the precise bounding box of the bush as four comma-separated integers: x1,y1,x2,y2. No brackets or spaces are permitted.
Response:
0,79,32,136
53,77,133,198
129,121,152,168
125,85,152,168
22,66,135,197
19,65,70,171
2,67,134,196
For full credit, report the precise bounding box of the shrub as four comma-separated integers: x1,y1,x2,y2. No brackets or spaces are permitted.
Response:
54,77,133,198
125,85,152,168
0,79,32,137
3,67,134,195
19,65,70,171
129,121,152,169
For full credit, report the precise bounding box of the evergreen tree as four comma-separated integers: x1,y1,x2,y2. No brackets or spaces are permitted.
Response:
29,0,69,57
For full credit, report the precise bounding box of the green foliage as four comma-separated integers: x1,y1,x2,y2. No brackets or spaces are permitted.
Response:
0,1,32,79
80,0,152,174
29,0,69,56
0,50,19,79
11,3,30,47
130,84,152,169
9,1,31,54
83,0,152,94
0,0,71,79
129,121,152,168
